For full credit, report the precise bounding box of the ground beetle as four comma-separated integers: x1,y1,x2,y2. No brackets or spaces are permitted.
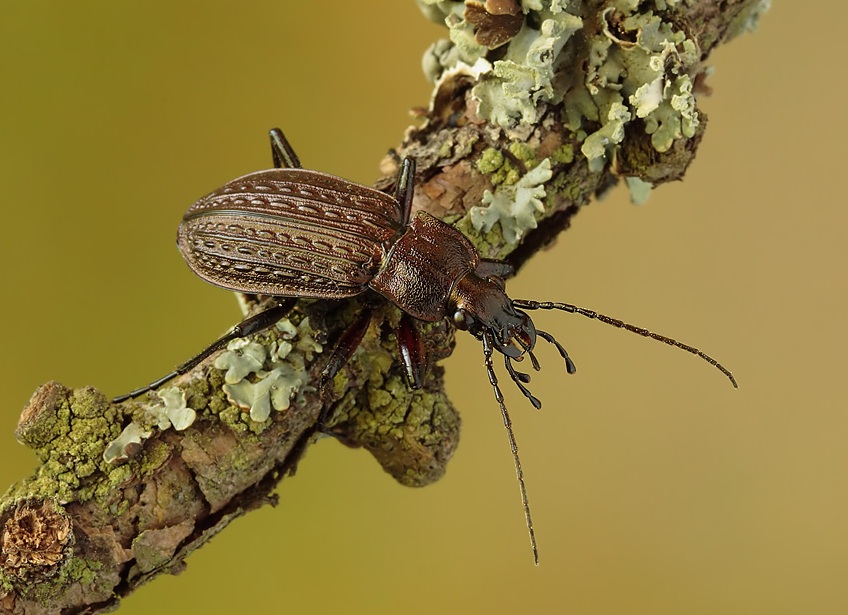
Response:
115,127,737,563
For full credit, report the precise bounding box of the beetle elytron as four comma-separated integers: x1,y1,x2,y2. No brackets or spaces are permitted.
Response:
115,128,737,563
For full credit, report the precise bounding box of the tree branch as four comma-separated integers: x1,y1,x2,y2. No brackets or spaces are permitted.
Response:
0,1,767,612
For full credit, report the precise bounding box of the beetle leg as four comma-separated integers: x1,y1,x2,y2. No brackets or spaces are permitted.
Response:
319,309,373,387
482,332,539,565
397,313,426,389
316,309,373,428
112,299,296,402
395,157,416,226
269,127,302,169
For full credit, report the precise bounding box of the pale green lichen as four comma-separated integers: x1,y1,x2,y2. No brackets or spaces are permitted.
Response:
214,339,265,384
102,388,195,464
581,101,631,171
473,8,583,126
102,422,151,464
470,158,553,243
725,0,771,41
575,7,704,163
625,176,654,204
420,1,582,126
423,1,722,177
213,317,322,422
154,388,197,431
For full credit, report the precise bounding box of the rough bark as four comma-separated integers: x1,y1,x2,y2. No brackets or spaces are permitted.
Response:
0,1,766,612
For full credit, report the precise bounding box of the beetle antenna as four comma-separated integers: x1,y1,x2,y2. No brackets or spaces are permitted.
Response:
513,300,737,388
483,333,539,564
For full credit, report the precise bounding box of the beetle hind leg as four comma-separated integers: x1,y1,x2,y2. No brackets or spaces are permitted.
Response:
112,299,296,403
269,127,302,169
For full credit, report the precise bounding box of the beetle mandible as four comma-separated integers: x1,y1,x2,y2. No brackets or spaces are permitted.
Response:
115,127,737,564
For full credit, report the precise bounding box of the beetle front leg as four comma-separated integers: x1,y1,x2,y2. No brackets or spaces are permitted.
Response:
113,299,296,402
269,127,302,169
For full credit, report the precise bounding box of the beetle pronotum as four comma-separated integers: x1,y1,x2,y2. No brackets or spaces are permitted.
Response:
115,128,736,563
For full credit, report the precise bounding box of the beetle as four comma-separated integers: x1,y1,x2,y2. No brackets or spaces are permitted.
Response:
115,127,737,563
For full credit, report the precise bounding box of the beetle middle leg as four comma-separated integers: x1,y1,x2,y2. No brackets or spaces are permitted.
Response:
113,298,296,402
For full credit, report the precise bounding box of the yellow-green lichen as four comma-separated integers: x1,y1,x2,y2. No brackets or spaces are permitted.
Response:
508,141,537,165
61,556,101,586
476,147,505,174
8,386,127,505
328,322,459,488
475,147,524,187
551,143,574,165
438,138,454,158
18,555,106,602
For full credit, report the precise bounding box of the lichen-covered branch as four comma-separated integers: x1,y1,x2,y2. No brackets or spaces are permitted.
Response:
0,1,767,612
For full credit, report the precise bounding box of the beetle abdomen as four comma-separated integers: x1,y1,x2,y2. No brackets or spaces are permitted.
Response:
178,169,405,298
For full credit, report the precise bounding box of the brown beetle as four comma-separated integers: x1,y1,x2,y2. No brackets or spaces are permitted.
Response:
116,128,736,563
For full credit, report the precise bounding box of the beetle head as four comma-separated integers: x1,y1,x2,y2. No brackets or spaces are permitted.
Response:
450,273,536,359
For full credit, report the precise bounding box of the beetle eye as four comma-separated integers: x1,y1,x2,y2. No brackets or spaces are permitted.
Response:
453,309,469,330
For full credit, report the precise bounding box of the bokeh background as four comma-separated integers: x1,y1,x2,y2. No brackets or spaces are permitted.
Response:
1,2,846,613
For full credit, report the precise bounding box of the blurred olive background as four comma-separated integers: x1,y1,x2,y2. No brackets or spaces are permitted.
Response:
1,2,846,613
